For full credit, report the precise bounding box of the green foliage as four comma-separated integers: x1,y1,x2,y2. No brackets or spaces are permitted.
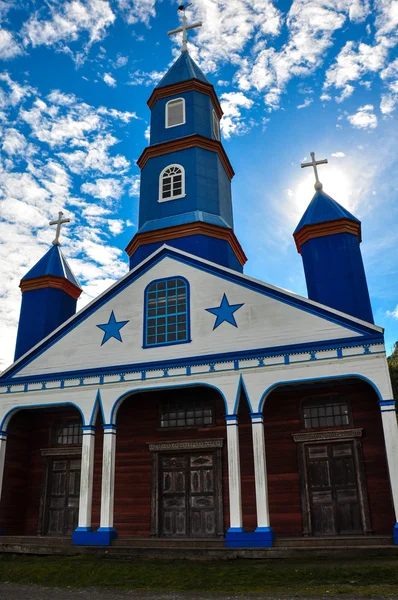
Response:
387,342,398,402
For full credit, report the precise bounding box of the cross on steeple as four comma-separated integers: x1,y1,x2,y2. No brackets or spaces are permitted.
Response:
168,4,202,53
49,211,70,246
301,152,328,191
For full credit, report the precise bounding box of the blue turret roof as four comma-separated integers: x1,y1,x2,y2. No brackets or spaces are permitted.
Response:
156,52,210,89
22,244,81,289
294,189,360,234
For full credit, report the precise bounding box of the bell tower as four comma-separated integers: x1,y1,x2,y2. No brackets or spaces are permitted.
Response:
125,7,246,272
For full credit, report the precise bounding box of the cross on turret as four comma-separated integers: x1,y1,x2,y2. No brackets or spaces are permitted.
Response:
49,211,70,246
168,4,202,53
301,152,328,191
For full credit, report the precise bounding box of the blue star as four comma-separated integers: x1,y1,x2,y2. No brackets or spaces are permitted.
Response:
96,311,129,345
205,294,244,330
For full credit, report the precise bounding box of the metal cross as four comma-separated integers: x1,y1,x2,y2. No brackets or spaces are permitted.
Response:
49,211,70,246
301,152,328,191
168,4,202,53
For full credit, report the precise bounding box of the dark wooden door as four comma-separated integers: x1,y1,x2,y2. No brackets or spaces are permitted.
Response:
160,452,218,537
306,442,362,536
46,458,81,535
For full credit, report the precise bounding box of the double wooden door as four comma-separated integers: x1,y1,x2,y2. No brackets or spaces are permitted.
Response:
159,451,222,537
306,442,363,536
44,457,81,536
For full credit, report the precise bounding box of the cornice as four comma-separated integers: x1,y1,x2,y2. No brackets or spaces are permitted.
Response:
293,218,362,254
20,275,82,300
125,221,247,267
137,134,235,180
147,79,223,119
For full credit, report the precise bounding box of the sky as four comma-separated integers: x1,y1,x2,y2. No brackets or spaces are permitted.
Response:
0,0,397,371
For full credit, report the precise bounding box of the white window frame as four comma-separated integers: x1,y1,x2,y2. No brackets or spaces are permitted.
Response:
158,164,186,203
165,98,186,129
212,110,220,141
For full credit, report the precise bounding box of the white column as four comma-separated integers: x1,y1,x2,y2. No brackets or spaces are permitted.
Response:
251,413,271,529
380,401,398,523
226,415,243,530
99,426,117,530
77,428,96,529
0,432,7,504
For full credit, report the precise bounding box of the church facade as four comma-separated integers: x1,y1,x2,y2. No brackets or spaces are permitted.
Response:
0,43,397,550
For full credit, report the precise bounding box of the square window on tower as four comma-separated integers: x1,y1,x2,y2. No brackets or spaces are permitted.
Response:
166,98,185,128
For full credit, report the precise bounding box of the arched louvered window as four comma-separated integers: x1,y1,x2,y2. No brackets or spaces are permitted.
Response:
144,277,190,347
166,98,185,128
212,110,220,141
159,164,185,202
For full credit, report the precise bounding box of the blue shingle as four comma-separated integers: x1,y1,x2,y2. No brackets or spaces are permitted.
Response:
294,189,360,234
22,244,81,289
156,52,209,89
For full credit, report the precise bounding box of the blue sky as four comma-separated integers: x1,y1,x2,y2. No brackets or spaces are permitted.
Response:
0,0,397,370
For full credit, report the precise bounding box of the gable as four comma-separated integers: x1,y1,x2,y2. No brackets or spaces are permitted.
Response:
4,250,382,381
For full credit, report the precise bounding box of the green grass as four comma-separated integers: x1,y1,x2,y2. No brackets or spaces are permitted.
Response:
0,555,398,596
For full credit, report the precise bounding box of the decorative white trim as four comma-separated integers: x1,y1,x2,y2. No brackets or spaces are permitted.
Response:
158,164,186,203
165,98,186,129
148,438,223,452
40,447,82,457
293,428,363,443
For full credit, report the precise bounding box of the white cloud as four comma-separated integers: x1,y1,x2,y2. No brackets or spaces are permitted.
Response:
81,177,124,200
297,97,313,109
220,91,254,138
387,305,398,319
331,151,346,158
0,28,23,59
347,104,378,129
2,128,28,156
116,0,156,25
103,72,116,87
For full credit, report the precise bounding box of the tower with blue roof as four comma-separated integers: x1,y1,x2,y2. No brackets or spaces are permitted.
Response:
294,152,373,323
14,213,81,361
125,16,246,273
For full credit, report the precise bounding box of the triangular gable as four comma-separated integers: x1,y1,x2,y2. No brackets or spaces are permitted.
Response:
1,246,383,382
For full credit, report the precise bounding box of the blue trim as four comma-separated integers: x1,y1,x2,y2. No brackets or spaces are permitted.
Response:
110,382,229,425
233,375,253,413
258,373,384,412
394,523,398,545
142,276,191,349
225,527,274,548
88,390,106,426
380,400,396,407
72,527,117,546
227,527,245,532
0,402,85,432
82,426,96,432
103,424,117,431
225,415,238,421
1,247,382,382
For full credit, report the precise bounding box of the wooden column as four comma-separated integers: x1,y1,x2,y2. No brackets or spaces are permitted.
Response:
251,413,271,529
77,428,95,529
0,432,7,503
99,426,117,538
226,415,243,530
380,401,398,535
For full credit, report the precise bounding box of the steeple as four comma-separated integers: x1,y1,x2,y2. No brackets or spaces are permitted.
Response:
294,153,373,324
125,8,246,272
14,215,82,361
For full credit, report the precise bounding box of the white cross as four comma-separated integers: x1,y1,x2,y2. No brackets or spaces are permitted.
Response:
49,211,71,246
168,4,202,53
301,152,328,191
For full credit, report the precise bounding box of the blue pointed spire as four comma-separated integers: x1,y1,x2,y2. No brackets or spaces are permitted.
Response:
294,189,359,234
22,244,81,289
156,52,209,89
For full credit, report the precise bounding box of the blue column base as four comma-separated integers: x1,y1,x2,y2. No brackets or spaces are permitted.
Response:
393,523,398,545
72,527,118,546
225,527,274,548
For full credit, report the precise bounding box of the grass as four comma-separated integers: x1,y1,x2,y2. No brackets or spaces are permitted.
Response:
0,554,398,596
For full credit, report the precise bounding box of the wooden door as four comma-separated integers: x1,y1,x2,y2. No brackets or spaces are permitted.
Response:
46,457,81,535
306,442,362,536
159,451,219,537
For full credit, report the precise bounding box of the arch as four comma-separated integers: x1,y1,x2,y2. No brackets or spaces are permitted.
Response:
143,275,190,348
87,390,106,427
0,402,85,432
110,382,229,426
165,97,185,128
158,164,185,202
257,374,383,413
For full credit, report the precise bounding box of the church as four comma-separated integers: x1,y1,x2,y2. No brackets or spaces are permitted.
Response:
0,12,397,552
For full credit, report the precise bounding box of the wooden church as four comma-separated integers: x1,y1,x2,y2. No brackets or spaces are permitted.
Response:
0,12,397,551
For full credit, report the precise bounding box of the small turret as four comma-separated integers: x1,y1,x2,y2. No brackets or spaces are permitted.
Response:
294,153,373,324
14,213,82,361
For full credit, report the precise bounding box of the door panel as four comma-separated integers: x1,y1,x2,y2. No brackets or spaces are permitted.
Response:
46,457,81,536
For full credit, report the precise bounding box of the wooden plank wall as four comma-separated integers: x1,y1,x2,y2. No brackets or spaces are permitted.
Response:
112,387,228,537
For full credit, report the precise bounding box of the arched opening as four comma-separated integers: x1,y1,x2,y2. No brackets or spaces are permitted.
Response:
0,405,83,536
113,385,228,538
261,377,394,538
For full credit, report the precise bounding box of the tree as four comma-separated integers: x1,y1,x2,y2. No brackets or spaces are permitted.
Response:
387,342,398,401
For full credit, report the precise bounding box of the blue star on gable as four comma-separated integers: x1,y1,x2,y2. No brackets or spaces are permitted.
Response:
205,294,244,330
96,311,129,346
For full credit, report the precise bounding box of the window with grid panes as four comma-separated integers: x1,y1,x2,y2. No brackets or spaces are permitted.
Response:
160,397,214,428
159,165,185,201
53,421,82,445
145,278,189,346
302,398,352,429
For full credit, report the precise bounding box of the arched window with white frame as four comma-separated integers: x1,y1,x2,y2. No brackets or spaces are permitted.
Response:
166,98,185,128
159,164,185,202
